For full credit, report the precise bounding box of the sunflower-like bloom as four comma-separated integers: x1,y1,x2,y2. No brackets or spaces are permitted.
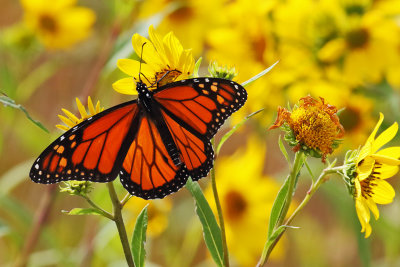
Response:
112,25,195,95
56,96,103,131
270,96,345,161
20,0,95,50
351,113,400,238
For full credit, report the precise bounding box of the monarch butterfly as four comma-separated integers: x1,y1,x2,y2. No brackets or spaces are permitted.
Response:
30,77,247,199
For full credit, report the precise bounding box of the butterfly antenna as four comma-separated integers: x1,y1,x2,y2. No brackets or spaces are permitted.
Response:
138,42,147,82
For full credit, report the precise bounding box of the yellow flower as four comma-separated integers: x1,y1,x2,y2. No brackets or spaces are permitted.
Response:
20,0,95,50
112,25,195,95
270,96,345,161
206,138,284,266
317,7,399,85
353,113,400,238
56,96,103,131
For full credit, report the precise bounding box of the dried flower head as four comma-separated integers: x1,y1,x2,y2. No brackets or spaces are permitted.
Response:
270,96,345,161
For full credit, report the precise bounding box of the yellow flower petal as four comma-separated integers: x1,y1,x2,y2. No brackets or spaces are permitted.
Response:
355,198,370,232
366,112,384,145
366,198,379,220
356,156,375,180
376,147,400,158
372,122,398,153
112,77,137,95
87,96,95,115
56,124,70,131
375,164,399,179
58,114,75,128
117,59,141,76
62,108,79,123
132,34,163,68
357,141,372,163
75,98,88,119
371,179,395,204
371,154,400,166
318,38,346,62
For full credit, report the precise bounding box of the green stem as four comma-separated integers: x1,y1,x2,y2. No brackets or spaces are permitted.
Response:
260,165,339,266
211,138,229,267
107,182,134,267
276,152,306,226
120,193,133,208
83,196,114,220
258,151,306,266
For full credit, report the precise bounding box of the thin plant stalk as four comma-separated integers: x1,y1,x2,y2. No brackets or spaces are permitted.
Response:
107,182,134,267
211,138,230,267
258,151,305,266
260,165,346,265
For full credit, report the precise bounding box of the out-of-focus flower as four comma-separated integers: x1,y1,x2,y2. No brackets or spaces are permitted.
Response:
206,138,284,266
346,113,400,238
56,97,104,131
270,96,345,161
317,6,399,85
113,25,195,95
125,198,172,237
338,94,375,146
20,0,95,50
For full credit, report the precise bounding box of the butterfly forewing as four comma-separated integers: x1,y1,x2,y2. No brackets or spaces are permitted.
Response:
153,78,247,139
30,101,139,184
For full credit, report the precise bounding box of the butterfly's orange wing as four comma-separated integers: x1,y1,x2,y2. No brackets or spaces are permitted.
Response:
30,101,139,184
119,114,189,199
153,78,246,181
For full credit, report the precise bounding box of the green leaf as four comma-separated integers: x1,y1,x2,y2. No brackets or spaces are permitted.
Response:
241,61,279,87
185,178,223,267
192,57,202,78
267,176,290,238
63,208,103,216
131,205,148,267
278,135,290,164
216,109,264,155
0,94,49,133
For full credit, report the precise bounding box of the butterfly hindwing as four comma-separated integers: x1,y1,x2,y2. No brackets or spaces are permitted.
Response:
30,101,139,184
119,114,189,199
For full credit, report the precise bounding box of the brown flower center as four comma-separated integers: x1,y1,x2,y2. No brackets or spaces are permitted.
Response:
346,28,370,49
339,107,361,132
39,14,58,33
225,190,247,221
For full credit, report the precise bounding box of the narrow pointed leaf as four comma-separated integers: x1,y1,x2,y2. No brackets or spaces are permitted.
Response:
278,135,290,164
131,205,148,267
267,176,290,238
185,178,223,267
0,95,49,132
242,61,279,87
63,208,103,216
216,109,264,155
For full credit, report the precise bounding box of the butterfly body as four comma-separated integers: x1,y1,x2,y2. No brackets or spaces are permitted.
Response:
30,78,247,199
